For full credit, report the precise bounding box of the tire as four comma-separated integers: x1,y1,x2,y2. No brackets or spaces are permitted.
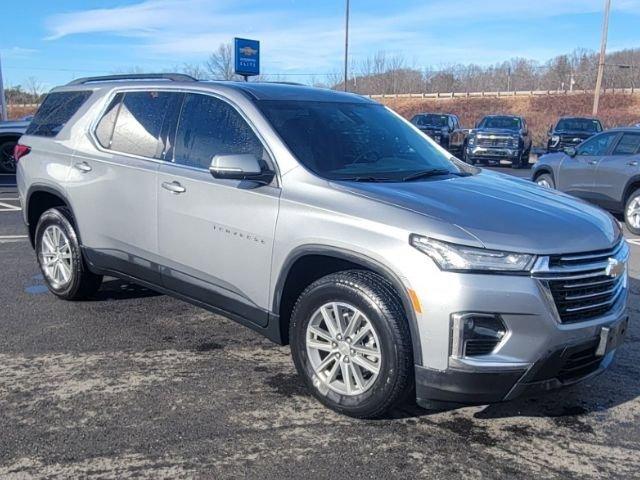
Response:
35,207,103,300
534,173,555,189
0,140,17,174
624,188,640,236
289,270,414,419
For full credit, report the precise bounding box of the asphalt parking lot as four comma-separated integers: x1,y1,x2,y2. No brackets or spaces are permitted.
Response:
1,168,640,479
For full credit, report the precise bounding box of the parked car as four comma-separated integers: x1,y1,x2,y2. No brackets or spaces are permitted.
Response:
533,128,640,234
17,74,629,418
410,113,461,152
462,114,532,168
0,117,30,173
547,116,603,153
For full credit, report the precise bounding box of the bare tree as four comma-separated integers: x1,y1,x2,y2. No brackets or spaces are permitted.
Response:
24,77,44,100
206,43,238,80
180,63,208,80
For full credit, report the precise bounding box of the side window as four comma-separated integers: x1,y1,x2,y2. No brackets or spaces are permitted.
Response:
173,93,264,169
612,133,640,156
577,132,618,156
95,93,123,148
110,91,174,159
26,91,92,137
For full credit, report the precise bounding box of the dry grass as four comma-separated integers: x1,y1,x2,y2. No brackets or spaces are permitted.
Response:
7,105,38,120
379,92,640,146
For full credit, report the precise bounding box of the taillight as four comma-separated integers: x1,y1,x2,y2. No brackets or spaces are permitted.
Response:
13,144,31,162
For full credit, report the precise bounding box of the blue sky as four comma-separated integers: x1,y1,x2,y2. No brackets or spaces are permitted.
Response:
2,0,640,90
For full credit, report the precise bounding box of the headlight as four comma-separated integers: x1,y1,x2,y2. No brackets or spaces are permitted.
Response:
468,136,475,146
550,135,560,147
410,235,536,272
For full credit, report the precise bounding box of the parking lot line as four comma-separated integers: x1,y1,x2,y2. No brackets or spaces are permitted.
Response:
0,234,28,242
0,201,21,211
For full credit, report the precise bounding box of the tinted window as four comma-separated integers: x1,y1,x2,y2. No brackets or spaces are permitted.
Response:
174,94,264,169
110,91,174,158
577,132,618,156
478,116,521,130
413,114,448,127
26,91,92,137
556,118,602,133
95,93,123,148
258,100,461,181
613,132,640,155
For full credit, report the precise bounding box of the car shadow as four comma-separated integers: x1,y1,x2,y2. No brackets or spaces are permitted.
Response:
89,278,162,301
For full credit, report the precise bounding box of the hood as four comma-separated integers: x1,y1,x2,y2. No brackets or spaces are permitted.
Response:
334,171,618,255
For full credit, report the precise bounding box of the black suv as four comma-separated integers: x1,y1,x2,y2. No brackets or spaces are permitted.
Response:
463,115,531,168
547,117,603,153
410,113,461,152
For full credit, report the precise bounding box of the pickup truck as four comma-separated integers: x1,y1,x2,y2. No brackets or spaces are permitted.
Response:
0,117,30,173
546,116,603,153
410,113,461,152
461,115,532,168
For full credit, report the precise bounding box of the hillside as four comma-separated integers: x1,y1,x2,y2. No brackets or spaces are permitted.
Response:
378,92,640,146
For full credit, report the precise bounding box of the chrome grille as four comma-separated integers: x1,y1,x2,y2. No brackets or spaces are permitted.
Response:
476,136,513,148
532,241,628,324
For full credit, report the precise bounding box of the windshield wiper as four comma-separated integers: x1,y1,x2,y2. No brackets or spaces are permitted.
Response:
335,176,394,182
402,169,454,181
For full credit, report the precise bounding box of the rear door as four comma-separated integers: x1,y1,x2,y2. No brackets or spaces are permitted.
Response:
593,131,640,210
69,90,180,283
157,92,280,326
556,131,619,200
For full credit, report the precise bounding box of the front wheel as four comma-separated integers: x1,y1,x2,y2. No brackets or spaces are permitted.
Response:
290,270,414,418
535,173,555,189
35,207,103,300
624,189,640,235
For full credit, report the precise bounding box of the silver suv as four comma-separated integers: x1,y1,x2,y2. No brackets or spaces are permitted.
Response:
16,74,629,418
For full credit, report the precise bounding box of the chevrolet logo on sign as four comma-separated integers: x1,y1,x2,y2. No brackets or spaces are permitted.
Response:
605,258,625,279
239,46,258,56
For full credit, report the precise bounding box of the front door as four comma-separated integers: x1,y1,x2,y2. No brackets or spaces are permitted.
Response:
593,131,640,210
557,131,619,201
157,93,280,326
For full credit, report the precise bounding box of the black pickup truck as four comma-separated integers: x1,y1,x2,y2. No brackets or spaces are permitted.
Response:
546,116,603,152
410,113,461,152
461,115,532,168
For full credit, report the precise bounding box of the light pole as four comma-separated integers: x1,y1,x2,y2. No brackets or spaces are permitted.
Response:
343,0,350,92
593,0,611,115
0,54,7,121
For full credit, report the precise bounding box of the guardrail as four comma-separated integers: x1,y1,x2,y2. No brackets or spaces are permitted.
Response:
369,87,639,99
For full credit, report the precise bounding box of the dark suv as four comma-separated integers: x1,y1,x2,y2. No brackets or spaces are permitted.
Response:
410,113,461,152
463,115,531,168
547,117,603,153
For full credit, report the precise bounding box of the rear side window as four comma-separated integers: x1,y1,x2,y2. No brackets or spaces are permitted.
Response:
95,93,123,148
612,132,640,155
109,91,175,159
173,93,264,169
26,91,92,137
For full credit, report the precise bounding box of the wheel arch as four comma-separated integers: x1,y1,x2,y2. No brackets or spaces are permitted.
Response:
532,166,555,184
273,245,423,365
25,185,76,248
622,175,640,209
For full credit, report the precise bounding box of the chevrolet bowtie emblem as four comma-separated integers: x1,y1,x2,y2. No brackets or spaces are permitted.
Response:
605,258,625,278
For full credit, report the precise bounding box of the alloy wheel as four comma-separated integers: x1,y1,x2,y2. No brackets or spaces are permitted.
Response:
305,302,381,396
39,225,74,289
627,196,640,229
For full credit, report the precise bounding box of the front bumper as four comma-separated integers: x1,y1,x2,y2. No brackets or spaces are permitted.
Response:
466,146,521,161
416,314,629,408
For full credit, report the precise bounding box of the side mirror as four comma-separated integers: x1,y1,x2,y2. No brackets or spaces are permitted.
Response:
564,147,577,157
547,125,553,135
209,154,275,185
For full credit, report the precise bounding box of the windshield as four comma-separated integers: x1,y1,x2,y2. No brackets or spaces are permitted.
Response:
413,114,448,127
478,116,521,130
556,118,602,133
258,100,462,181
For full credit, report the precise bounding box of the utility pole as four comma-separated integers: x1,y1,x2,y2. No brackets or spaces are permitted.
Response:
343,0,350,92
593,0,611,115
0,54,7,121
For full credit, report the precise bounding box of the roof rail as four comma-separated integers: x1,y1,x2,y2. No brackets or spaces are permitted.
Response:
66,73,197,86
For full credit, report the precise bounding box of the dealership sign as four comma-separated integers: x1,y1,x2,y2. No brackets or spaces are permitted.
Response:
234,38,260,77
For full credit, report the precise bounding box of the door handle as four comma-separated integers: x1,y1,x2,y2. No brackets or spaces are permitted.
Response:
161,181,186,194
627,160,639,166
588,160,598,165
73,161,92,173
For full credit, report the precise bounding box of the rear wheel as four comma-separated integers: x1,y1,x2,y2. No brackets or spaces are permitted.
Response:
290,270,414,418
0,140,17,174
624,189,640,235
35,207,103,300
535,173,555,189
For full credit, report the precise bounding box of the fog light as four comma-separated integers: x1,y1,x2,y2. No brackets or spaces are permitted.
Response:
451,313,506,358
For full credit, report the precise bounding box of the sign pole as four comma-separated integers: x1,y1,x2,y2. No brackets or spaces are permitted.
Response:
0,54,7,121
